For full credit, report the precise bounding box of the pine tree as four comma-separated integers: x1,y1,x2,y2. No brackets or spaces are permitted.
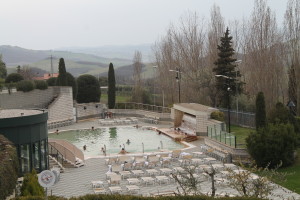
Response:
213,27,242,107
255,91,267,130
56,58,67,86
108,63,116,109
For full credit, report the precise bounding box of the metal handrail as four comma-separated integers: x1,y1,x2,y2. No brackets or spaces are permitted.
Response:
48,142,65,167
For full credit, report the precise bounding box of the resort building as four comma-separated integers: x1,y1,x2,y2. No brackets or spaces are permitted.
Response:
0,109,48,175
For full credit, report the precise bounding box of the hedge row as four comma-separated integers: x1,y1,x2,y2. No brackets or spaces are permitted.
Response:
13,194,264,200
16,80,48,92
0,134,19,200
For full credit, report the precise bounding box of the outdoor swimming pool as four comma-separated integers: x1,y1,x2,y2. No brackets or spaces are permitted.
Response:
48,126,184,157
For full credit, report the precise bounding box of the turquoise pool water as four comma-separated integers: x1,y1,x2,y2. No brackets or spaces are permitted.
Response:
48,126,184,157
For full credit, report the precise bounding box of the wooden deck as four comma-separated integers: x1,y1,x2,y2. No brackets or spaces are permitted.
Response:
156,128,186,141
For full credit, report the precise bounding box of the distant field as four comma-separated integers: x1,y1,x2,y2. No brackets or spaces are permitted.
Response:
100,94,131,104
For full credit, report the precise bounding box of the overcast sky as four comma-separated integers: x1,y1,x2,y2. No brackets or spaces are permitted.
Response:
0,0,288,50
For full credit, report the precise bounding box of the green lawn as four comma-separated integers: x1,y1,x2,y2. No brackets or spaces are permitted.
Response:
230,125,254,148
276,148,300,194
230,125,300,194
100,94,131,104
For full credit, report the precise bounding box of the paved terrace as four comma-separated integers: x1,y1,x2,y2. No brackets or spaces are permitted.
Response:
47,119,300,200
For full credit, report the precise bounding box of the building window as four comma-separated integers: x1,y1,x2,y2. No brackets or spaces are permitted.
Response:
40,140,46,169
20,144,30,174
32,142,40,171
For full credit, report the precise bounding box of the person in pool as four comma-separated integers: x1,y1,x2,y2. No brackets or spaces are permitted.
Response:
119,148,128,154
83,145,87,151
126,139,130,144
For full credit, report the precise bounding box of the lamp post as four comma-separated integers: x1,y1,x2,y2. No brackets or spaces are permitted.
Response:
215,74,232,133
169,68,181,103
235,60,242,124
153,66,158,106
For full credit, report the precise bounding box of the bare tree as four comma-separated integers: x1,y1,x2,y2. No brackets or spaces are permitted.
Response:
284,0,300,114
132,51,143,103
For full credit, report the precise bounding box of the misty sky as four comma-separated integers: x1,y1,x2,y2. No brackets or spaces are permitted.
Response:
0,0,288,50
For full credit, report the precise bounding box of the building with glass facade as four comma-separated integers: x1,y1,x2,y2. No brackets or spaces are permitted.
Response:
0,109,48,175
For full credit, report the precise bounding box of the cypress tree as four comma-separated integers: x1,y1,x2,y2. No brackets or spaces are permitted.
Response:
213,27,242,107
288,63,297,114
108,63,116,109
56,58,67,86
255,91,267,130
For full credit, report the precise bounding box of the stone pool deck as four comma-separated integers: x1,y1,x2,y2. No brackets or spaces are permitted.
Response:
47,119,300,199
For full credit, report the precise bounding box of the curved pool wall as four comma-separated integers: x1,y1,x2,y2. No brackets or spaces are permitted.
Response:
48,126,184,157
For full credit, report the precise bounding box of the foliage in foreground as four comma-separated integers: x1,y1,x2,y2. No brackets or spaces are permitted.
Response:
0,134,19,200
21,169,44,196
12,194,263,200
246,123,297,168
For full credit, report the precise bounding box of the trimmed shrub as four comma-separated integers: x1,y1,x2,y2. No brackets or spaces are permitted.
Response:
0,135,19,200
16,80,35,92
47,77,57,86
34,80,48,90
246,123,297,168
210,111,225,121
66,72,77,100
5,73,24,83
76,74,100,103
21,169,44,196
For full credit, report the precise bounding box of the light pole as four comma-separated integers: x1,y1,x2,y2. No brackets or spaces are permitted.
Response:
153,66,158,106
235,60,242,124
169,68,181,103
215,74,232,133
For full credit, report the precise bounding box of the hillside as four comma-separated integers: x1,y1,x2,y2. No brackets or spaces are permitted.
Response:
0,45,157,80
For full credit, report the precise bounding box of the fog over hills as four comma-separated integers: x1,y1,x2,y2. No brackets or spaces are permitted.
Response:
0,45,152,79
56,44,153,62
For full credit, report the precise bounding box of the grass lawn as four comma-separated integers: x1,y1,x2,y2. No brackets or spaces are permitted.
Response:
276,148,300,194
230,125,254,148
100,94,131,104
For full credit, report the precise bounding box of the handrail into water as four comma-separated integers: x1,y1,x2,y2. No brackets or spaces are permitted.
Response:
48,138,84,161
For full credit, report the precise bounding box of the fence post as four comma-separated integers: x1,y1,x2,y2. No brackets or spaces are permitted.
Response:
225,132,226,145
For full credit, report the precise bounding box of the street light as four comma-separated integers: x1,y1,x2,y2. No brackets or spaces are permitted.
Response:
235,60,242,123
153,66,158,106
215,74,232,133
169,68,182,103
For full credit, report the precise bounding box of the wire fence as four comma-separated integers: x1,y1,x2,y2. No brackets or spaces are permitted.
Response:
207,124,237,148
218,108,255,128
115,102,171,113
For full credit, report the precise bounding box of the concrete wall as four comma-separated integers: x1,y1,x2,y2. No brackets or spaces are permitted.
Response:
76,103,105,120
204,137,250,161
0,87,60,109
47,87,74,123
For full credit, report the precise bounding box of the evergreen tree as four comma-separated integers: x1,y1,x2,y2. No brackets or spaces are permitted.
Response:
76,74,100,103
288,63,297,114
213,28,242,107
256,92,267,130
66,72,77,100
21,169,44,196
0,55,7,79
108,63,116,109
56,58,67,86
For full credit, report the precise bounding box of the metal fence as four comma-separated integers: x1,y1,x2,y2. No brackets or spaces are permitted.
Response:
207,124,237,148
115,102,171,113
218,108,255,128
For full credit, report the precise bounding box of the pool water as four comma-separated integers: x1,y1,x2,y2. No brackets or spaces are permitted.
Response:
48,127,184,157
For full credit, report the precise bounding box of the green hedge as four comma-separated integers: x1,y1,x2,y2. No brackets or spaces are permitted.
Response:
34,80,48,90
16,80,35,92
0,134,19,200
12,194,263,200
